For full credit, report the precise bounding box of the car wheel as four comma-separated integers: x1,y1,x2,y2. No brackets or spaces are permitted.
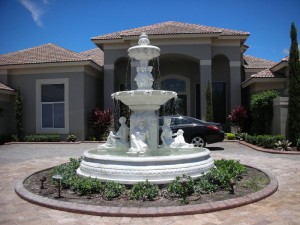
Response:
191,136,206,147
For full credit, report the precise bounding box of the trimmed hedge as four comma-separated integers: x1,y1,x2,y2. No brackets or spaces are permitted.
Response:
226,133,236,140
244,134,284,149
250,90,278,134
24,134,60,142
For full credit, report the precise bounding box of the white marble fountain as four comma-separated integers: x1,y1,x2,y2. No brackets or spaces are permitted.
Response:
77,33,214,184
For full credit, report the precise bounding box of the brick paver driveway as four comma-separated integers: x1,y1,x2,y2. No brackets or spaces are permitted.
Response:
0,142,299,225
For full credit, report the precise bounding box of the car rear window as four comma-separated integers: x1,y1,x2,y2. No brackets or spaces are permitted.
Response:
176,117,194,125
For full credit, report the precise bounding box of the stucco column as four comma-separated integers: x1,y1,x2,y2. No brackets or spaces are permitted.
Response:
199,60,212,121
103,64,115,109
229,61,241,111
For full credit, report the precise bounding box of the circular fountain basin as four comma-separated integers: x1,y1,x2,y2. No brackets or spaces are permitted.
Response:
111,90,177,111
128,45,160,61
77,147,214,184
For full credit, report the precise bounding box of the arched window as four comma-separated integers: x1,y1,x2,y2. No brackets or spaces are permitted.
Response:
160,78,188,115
161,79,186,93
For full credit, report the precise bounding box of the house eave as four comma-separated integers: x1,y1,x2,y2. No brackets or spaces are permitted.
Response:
242,77,287,88
0,89,15,95
270,61,288,72
0,60,102,71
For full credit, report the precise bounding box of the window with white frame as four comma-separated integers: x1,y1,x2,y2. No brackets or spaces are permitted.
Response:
41,84,65,128
36,79,69,134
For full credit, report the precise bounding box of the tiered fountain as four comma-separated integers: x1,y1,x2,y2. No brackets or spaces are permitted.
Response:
77,33,214,184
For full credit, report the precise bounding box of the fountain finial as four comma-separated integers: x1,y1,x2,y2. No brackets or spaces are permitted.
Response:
138,32,150,46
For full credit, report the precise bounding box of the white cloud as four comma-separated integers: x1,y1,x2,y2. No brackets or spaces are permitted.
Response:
20,0,48,27
283,48,289,55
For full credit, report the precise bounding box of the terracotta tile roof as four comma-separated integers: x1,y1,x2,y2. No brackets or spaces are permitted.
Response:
250,69,285,78
0,82,14,92
79,48,104,66
0,43,102,67
92,21,250,40
244,55,276,69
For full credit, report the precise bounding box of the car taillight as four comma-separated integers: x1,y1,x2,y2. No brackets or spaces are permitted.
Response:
207,125,220,131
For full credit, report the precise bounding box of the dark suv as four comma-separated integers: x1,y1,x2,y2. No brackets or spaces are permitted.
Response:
159,116,225,147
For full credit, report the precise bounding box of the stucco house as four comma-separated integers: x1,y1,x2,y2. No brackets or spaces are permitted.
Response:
0,21,289,141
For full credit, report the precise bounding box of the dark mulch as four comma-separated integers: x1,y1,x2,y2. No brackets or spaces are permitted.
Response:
23,166,269,207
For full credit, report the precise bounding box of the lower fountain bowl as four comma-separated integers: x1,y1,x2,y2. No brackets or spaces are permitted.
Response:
77,148,214,184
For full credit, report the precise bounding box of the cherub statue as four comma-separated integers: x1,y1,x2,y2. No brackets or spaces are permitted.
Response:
104,116,129,148
128,118,149,153
160,117,175,147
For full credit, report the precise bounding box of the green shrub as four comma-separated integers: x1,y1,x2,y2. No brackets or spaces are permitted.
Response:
194,175,217,194
87,136,97,141
167,175,194,198
15,87,24,141
24,134,60,142
205,81,213,122
103,181,125,200
215,159,246,180
130,180,159,201
206,159,246,188
236,133,248,141
67,134,78,142
51,158,81,189
226,133,236,140
275,140,292,151
206,167,230,188
244,134,284,148
72,177,103,195
297,138,300,150
250,90,278,134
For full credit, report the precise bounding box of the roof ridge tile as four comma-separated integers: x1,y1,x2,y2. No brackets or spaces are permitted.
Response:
92,21,249,40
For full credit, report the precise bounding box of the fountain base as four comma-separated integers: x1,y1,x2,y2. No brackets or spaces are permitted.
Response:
77,148,214,184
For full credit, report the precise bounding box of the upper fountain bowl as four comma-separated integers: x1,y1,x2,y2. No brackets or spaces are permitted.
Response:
128,33,160,61
112,90,177,111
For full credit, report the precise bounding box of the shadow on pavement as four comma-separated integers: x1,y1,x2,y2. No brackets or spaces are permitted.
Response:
207,146,225,151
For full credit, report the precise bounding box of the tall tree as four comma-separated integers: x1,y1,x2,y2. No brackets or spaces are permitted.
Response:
15,87,24,141
205,80,213,122
287,22,300,144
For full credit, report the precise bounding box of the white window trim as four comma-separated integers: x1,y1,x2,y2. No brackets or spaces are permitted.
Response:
36,78,69,134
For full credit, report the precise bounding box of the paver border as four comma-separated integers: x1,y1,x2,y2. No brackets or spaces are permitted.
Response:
15,164,278,217
239,141,300,155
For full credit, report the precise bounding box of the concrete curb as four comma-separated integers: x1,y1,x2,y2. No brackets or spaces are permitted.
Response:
239,141,300,155
15,165,278,217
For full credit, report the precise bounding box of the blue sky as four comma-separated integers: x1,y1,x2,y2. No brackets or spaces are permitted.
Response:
0,0,299,62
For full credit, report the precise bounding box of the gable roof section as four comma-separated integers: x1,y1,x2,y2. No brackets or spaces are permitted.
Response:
92,21,250,41
250,69,285,78
79,48,104,66
0,43,103,67
0,82,14,92
244,55,276,69
242,68,286,88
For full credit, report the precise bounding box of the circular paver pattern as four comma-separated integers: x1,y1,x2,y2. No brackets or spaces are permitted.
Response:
1,142,300,225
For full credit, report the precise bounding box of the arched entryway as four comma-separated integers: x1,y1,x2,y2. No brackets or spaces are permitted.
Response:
212,54,230,124
114,57,131,91
159,54,199,117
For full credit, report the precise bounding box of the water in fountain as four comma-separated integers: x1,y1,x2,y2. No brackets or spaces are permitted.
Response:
77,33,214,184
